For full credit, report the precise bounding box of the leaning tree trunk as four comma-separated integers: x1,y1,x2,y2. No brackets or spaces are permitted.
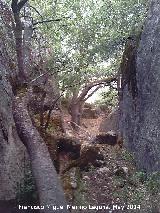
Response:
13,96,68,213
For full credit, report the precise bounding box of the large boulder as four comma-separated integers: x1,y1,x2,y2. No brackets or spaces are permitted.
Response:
92,132,118,146
119,0,160,173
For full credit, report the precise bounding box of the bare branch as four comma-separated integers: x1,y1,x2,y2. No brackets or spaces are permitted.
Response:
33,18,63,26
70,121,92,138
29,69,62,85
77,76,117,102
17,0,28,11
30,5,43,19
87,76,117,87
30,72,50,84
44,94,63,130
84,85,101,101
11,0,28,82
109,84,118,90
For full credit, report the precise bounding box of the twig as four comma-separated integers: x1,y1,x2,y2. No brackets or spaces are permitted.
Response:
44,94,63,130
30,5,43,19
33,18,63,26
70,121,92,139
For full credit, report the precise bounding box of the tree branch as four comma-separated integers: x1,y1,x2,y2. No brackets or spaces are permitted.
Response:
11,0,18,13
30,5,43,19
33,18,63,26
109,84,118,90
77,76,117,102
29,69,62,85
84,85,101,101
17,0,28,11
44,94,63,130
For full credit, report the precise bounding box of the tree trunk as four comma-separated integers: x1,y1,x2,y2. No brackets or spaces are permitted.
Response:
23,2,33,77
12,96,69,213
68,77,116,130
14,13,27,82
11,0,29,82
70,103,83,130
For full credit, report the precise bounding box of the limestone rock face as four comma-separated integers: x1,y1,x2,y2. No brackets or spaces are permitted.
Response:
0,64,27,200
119,0,160,172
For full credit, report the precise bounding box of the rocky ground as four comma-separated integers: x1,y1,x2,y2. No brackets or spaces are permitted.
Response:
63,113,160,213
1,111,159,213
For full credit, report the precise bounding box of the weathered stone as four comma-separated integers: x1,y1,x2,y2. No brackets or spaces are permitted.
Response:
0,2,30,204
0,64,28,200
119,0,160,173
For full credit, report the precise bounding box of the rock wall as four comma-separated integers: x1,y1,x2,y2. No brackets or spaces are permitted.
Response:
0,62,28,200
119,0,160,173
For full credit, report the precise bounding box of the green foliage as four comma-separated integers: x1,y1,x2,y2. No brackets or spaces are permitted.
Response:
134,171,147,183
74,169,89,206
6,0,148,99
128,171,160,195
16,169,38,205
113,170,159,208
96,88,118,110
146,172,160,195
113,176,145,205
122,149,135,162
29,0,148,96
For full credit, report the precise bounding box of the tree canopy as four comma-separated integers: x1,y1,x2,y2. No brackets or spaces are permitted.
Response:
24,0,148,95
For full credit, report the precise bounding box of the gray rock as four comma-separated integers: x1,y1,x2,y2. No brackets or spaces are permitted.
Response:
97,167,110,174
0,56,28,200
119,0,160,173
114,167,128,178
